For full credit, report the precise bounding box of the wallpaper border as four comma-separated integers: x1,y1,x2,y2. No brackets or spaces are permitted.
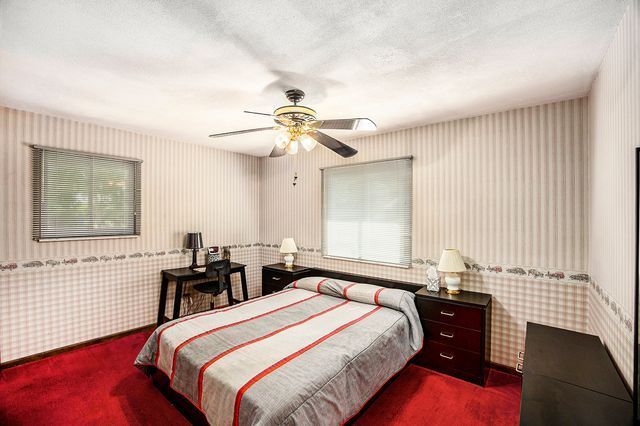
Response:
0,243,260,272
589,279,634,334
260,243,591,286
3,242,591,288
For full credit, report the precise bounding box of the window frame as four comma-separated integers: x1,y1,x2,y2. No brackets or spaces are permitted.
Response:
31,145,142,242
321,156,413,268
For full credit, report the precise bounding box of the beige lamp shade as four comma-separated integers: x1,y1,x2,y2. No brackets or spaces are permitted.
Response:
279,238,298,254
438,249,466,272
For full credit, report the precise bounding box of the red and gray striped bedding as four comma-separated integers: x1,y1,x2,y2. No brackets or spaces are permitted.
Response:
135,276,423,425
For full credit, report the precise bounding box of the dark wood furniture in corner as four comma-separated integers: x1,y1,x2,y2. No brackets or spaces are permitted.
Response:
262,263,312,295
519,322,632,425
412,287,492,386
157,263,248,326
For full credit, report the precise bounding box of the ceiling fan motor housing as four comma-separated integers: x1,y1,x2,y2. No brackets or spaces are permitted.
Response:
274,89,316,123
285,89,305,104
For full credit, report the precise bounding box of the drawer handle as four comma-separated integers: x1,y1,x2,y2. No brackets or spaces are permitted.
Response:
271,276,282,281
516,362,523,373
440,352,454,360
440,331,454,338
440,310,455,317
518,351,524,361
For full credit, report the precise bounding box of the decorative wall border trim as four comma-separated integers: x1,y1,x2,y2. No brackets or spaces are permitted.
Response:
3,241,591,289
0,243,261,272
261,244,591,286
590,280,633,334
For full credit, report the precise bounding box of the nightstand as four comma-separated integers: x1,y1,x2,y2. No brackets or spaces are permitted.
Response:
262,263,312,295
413,287,492,386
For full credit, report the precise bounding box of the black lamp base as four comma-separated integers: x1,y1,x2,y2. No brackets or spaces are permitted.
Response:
189,249,200,270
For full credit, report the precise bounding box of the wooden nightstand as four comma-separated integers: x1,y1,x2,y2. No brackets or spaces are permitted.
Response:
262,263,312,295
413,287,492,386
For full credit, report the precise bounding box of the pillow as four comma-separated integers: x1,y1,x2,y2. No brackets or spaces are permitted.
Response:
287,276,423,350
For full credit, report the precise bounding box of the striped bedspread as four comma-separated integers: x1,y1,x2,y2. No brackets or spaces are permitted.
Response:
135,276,423,425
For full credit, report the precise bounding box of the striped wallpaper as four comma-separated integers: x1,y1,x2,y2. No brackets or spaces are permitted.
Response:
260,98,589,271
0,107,262,363
260,97,590,367
588,0,639,384
0,107,260,260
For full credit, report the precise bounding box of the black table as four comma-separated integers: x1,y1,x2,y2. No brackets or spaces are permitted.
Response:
157,262,248,326
520,322,632,425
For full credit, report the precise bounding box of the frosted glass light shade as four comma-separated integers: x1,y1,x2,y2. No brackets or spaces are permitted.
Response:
274,131,289,149
299,134,318,151
285,140,299,154
438,249,466,272
280,238,298,253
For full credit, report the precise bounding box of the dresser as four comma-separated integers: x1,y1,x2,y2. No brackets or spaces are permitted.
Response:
413,287,492,385
519,322,632,425
262,263,313,295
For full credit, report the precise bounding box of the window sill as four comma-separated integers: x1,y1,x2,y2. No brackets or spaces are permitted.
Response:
321,254,410,269
34,235,140,242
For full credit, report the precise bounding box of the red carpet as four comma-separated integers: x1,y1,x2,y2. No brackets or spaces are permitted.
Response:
0,331,521,425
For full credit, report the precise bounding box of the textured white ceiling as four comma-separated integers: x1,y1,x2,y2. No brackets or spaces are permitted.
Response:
0,0,629,156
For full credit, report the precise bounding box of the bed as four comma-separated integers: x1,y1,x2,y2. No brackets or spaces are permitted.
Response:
135,276,423,425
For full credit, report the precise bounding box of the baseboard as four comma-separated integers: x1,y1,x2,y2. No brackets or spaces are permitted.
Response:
0,324,155,370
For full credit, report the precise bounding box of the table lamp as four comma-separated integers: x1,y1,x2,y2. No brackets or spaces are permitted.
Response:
280,238,298,270
185,232,203,269
438,248,466,294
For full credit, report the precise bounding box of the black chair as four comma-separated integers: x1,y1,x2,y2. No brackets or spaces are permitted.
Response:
193,259,231,310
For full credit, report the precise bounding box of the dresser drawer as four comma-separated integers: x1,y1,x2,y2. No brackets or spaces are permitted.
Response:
262,270,291,289
263,282,284,295
415,298,482,331
416,340,482,378
422,319,482,353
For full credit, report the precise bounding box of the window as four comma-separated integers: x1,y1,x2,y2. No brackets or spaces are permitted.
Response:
322,157,412,267
32,146,141,241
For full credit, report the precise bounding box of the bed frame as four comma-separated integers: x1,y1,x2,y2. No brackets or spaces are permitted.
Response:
145,267,422,424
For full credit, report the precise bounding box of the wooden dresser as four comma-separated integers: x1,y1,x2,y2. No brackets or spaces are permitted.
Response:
262,263,312,295
519,322,632,425
413,287,492,385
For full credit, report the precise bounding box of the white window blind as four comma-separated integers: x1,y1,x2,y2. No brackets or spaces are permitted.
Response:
32,146,141,241
322,157,412,267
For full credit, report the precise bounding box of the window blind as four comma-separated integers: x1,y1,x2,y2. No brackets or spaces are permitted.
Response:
322,157,412,267
32,146,141,241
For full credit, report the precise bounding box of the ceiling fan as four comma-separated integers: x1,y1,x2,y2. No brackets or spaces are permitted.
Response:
208,89,376,158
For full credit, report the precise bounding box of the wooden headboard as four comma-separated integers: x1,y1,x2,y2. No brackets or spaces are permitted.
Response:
307,267,422,293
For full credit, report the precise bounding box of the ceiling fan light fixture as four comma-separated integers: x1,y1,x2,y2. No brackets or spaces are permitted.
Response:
299,134,317,152
273,105,317,121
285,139,299,155
209,89,370,159
274,131,289,149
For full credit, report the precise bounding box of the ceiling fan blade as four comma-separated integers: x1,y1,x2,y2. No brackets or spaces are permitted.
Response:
269,145,286,157
243,110,276,117
244,111,294,126
209,126,276,138
309,131,358,158
308,118,376,131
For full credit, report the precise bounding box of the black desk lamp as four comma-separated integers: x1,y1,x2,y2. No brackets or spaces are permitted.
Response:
185,232,203,269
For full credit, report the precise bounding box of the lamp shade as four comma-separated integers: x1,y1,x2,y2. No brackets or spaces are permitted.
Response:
185,232,203,250
279,238,298,254
438,249,466,272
